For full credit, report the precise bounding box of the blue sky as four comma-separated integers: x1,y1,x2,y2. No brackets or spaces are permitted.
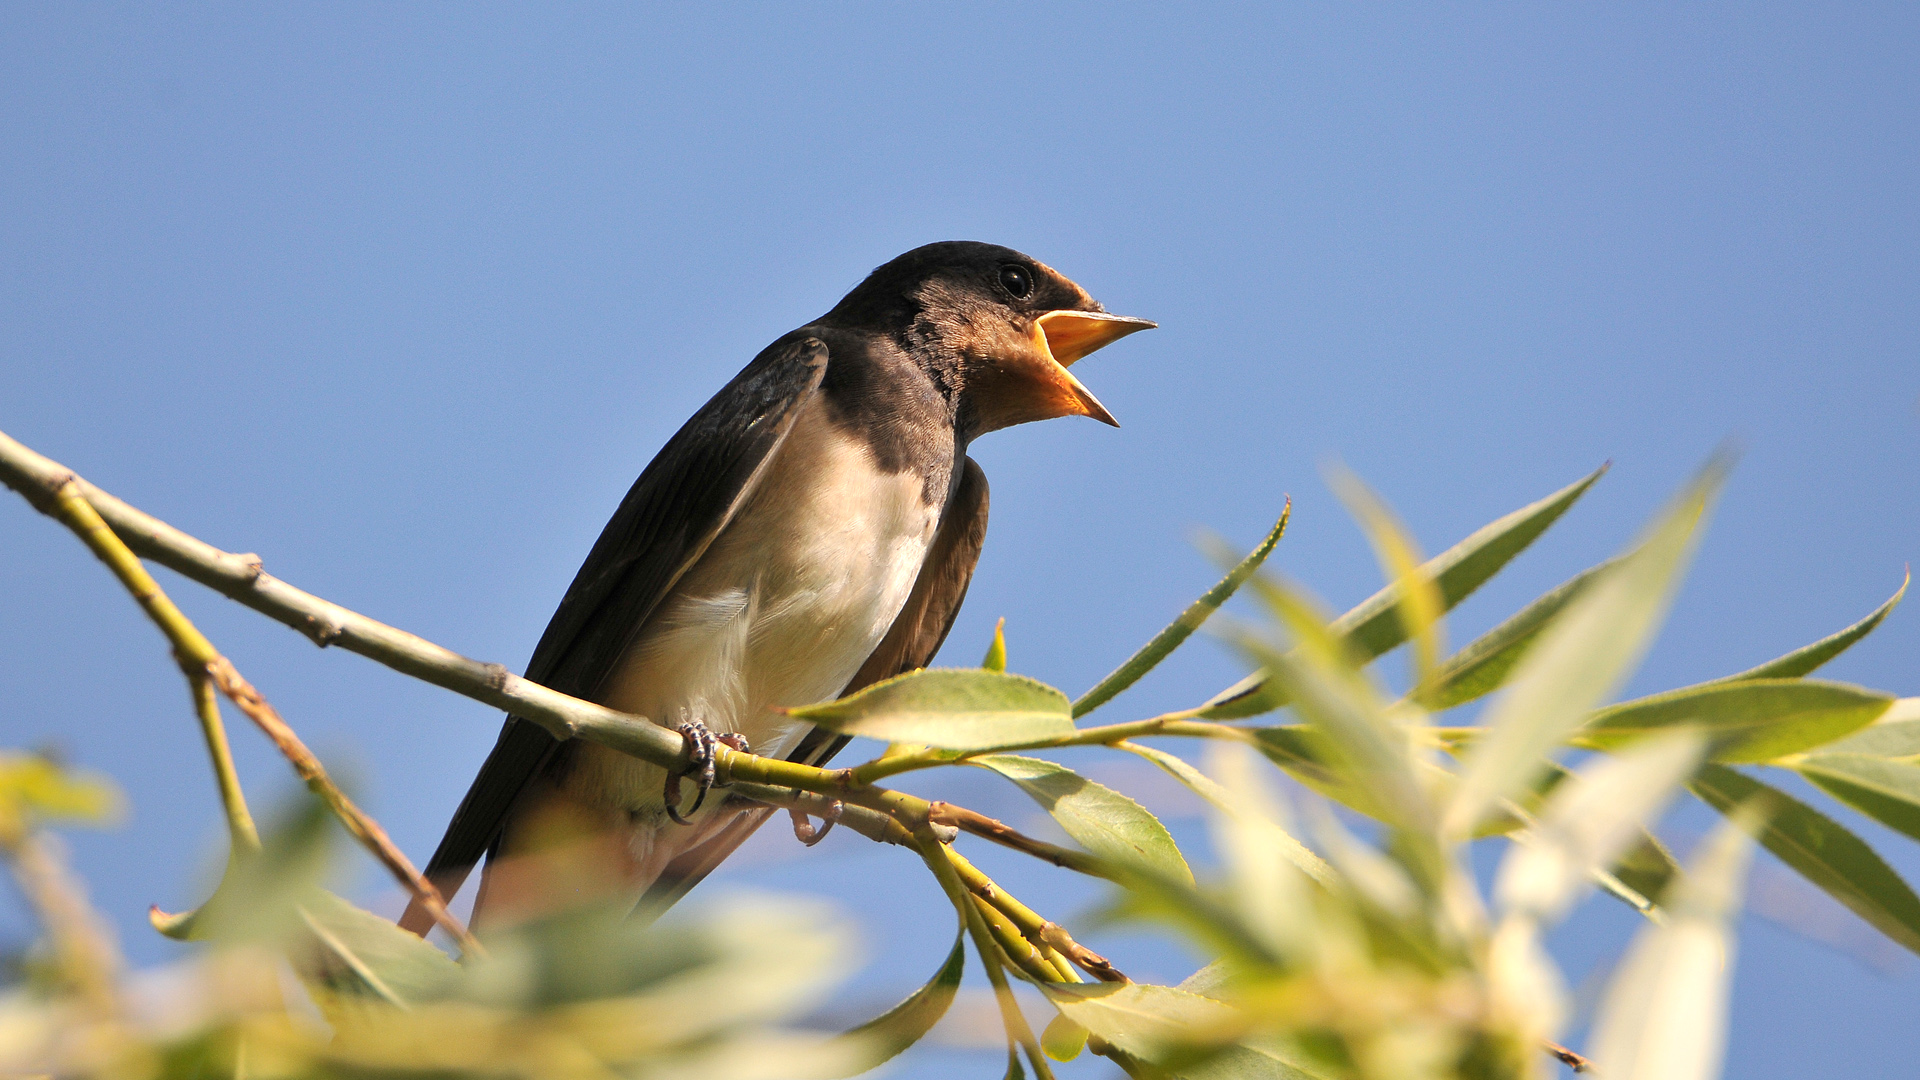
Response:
3,4,1916,1075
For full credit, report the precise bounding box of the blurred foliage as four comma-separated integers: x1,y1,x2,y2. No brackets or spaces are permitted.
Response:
6,456,1918,1080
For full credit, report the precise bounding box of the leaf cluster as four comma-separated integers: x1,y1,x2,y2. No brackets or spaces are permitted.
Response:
5,449,1916,1080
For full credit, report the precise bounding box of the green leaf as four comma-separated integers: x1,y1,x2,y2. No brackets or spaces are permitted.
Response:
788,669,1073,751
1793,753,1920,844
1611,830,1683,909
295,890,464,1006
1098,853,1290,970
1074,503,1289,718
1039,983,1235,1062
1326,463,1446,692
1205,742,1321,960
982,618,1008,672
1442,455,1725,839
1227,580,1436,838
826,929,965,1076
1246,725,1408,825
1690,764,1920,955
1041,1012,1089,1062
1495,732,1704,923
1589,812,1756,1080
1123,742,1333,886
1576,679,1892,763
1415,558,1616,712
0,751,124,829
972,755,1193,885
1202,465,1606,719
1171,1041,1332,1080
1714,570,1908,682
1816,697,1920,757
162,789,337,944
1041,983,1325,1080
1441,743,1682,910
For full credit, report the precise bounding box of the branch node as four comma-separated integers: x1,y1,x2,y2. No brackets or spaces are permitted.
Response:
301,614,344,647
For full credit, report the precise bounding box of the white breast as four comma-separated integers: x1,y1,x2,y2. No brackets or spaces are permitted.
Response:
567,400,944,820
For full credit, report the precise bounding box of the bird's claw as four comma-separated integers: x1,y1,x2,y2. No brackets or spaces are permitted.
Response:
665,721,749,826
788,800,843,846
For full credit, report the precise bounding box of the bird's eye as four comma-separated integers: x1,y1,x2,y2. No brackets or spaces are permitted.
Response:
998,264,1034,299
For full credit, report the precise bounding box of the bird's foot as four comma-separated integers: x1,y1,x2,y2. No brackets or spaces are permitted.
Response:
788,800,843,846
665,721,749,826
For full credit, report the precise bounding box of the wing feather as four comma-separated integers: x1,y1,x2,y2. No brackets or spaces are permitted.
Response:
399,335,829,935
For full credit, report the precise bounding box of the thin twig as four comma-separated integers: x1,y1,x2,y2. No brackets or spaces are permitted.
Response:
0,429,685,770
970,892,1073,983
0,430,1185,960
29,473,479,956
928,801,1114,880
915,828,1055,1080
204,655,482,957
190,670,259,852
945,846,1128,984
38,476,256,848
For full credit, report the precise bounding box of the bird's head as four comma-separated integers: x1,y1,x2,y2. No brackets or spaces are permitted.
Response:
823,241,1155,437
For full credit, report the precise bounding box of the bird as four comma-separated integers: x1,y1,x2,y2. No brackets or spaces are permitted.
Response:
398,241,1153,936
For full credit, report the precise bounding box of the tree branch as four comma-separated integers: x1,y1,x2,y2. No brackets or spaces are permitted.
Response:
18,467,479,956
927,800,1113,880
0,429,688,770
944,846,1127,984
0,428,1170,962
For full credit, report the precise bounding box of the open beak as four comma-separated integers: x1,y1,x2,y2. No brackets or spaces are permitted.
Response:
1036,310,1158,366
1027,310,1156,427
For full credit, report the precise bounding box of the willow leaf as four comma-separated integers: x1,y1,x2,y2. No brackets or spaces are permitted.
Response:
981,618,1008,672
1819,697,1920,757
1074,502,1289,718
1414,558,1616,712
1203,465,1606,719
1042,982,1326,1080
788,669,1072,751
1443,457,1724,838
1690,764,1920,955
1793,753,1920,844
1575,679,1892,764
1589,814,1755,1080
1122,742,1333,885
1713,570,1908,683
973,754,1192,884
1326,463,1446,692
825,929,965,1076
297,890,463,1006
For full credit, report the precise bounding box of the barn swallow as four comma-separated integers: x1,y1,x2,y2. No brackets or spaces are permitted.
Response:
399,242,1152,935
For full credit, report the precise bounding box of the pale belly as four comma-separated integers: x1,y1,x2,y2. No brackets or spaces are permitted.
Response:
551,402,943,883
